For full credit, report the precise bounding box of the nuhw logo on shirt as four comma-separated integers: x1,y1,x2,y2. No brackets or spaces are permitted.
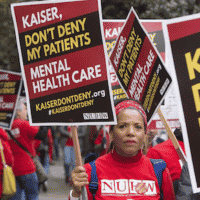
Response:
101,179,157,196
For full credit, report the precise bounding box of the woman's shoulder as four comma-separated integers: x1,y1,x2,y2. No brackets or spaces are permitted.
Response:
141,154,155,164
12,118,28,127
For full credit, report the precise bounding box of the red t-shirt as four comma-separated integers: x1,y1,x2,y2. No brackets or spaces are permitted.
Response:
0,128,14,198
69,150,175,200
65,126,73,146
8,119,39,177
146,139,186,182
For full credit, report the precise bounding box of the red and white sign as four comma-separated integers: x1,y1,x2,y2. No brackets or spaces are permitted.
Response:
108,9,172,123
11,0,116,126
0,70,22,129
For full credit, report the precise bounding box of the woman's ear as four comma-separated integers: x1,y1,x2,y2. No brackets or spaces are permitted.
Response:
142,133,148,155
107,130,114,153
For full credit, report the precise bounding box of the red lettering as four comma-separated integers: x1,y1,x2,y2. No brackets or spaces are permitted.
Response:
130,181,135,191
147,183,155,192
102,181,113,191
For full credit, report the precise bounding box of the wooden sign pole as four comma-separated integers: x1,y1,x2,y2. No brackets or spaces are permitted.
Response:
71,126,88,200
157,108,187,163
71,126,82,166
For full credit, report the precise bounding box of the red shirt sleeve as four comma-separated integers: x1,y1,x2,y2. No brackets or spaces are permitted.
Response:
162,167,176,200
0,129,14,170
146,148,162,159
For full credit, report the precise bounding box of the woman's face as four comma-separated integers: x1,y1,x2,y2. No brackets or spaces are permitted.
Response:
110,108,145,157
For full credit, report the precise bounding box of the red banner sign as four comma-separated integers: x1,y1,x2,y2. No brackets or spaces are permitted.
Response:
0,70,22,129
109,8,172,123
11,0,116,126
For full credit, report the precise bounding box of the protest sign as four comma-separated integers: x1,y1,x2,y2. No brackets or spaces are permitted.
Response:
103,19,165,61
165,13,200,193
20,81,25,97
0,70,22,129
109,9,172,123
103,19,169,105
143,20,180,130
140,20,180,130
11,0,116,126
103,19,185,163
103,20,127,101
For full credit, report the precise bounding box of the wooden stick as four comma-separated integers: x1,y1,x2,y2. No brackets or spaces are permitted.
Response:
71,126,88,200
71,126,82,166
157,108,187,163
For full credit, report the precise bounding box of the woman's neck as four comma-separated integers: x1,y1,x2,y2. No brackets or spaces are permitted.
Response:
115,147,139,157
111,149,142,164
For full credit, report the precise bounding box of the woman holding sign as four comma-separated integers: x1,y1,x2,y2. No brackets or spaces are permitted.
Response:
69,98,175,200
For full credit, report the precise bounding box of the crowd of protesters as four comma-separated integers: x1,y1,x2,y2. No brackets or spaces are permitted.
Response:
0,97,198,199
0,98,110,199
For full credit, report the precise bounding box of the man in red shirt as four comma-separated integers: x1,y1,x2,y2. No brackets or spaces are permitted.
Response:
9,99,48,200
146,128,185,195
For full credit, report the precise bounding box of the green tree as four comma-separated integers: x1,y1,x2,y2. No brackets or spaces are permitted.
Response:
0,0,41,72
0,0,20,72
101,0,200,19
1,0,200,72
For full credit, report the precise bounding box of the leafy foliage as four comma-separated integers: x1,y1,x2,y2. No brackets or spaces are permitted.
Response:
0,0,20,71
102,0,200,19
1,0,200,72
0,0,41,72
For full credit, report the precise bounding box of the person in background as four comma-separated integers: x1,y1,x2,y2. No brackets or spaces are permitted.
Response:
9,98,48,200
48,127,54,165
70,98,175,200
84,126,101,164
0,128,14,199
51,126,60,162
152,130,168,146
84,125,109,164
59,125,89,183
35,126,53,192
176,161,200,199
61,126,76,183
93,125,110,157
146,128,185,195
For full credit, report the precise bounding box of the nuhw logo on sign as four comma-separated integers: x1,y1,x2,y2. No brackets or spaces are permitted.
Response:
101,179,157,196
